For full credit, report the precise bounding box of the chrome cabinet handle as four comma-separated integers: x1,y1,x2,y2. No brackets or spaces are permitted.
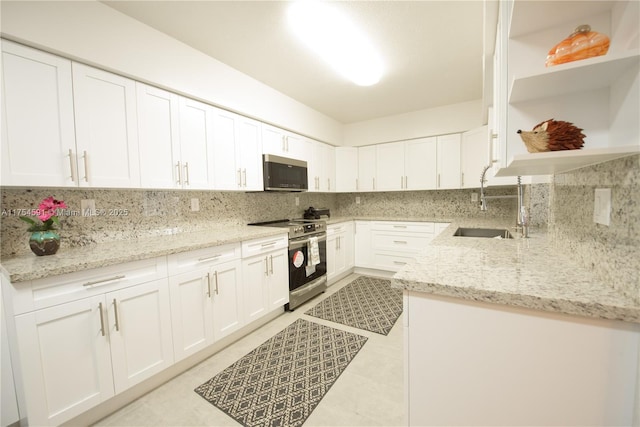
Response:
184,162,190,185
98,302,106,337
269,255,274,274
393,240,408,244
83,150,89,182
356,178,359,191
83,275,126,288
68,149,76,182
112,298,120,331
393,225,407,229
198,254,221,263
405,176,408,189
461,172,465,187
437,174,441,188
176,161,182,184
214,270,219,295
206,272,212,298
242,169,247,186
264,257,269,276
261,241,277,248
393,261,407,265
237,168,242,186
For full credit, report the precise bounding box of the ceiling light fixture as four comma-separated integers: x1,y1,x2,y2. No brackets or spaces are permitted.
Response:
287,1,384,86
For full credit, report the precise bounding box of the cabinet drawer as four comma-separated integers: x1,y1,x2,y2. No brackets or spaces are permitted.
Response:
328,221,353,236
371,221,435,233
13,257,168,315
242,234,288,258
373,252,415,272
167,243,241,276
372,232,433,253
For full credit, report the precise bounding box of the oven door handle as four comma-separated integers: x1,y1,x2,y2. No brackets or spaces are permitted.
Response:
289,234,327,250
290,276,327,296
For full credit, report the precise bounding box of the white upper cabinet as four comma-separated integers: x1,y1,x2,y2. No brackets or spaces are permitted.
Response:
357,145,377,191
376,142,405,191
211,108,264,191
436,134,461,189
493,0,640,176
335,147,358,192
461,126,488,189
136,83,181,189
72,63,141,188
1,40,76,187
178,97,216,189
262,124,310,161
309,141,336,192
405,137,438,190
236,115,264,191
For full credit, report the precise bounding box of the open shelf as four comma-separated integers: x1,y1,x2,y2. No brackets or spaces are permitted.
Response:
509,50,640,103
494,145,640,177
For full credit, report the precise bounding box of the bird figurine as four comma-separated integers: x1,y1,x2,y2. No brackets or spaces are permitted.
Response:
517,119,585,153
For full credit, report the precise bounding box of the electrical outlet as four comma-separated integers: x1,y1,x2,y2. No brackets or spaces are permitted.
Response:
190,198,200,212
593,188,611,226
356,196,361,205
80,199,95,216
295,196,299,206
471,193,478,202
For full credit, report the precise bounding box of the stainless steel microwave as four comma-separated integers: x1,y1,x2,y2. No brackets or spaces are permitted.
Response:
263,154,308,192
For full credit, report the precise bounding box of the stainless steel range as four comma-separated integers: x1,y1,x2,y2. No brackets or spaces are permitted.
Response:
249,219,327,310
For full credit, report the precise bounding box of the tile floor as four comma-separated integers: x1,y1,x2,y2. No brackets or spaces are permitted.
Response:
93,273,405,426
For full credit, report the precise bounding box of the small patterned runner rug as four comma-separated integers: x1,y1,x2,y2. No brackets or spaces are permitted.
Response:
194,318,367,427
305,276,403,336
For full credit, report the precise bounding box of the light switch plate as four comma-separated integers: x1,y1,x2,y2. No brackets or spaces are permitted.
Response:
593,188,611,226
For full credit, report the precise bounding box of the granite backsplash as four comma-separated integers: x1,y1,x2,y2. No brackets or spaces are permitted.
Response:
549,155,640,304
1,187,515,258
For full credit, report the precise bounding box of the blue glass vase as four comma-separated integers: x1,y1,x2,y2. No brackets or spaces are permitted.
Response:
29,231,60,256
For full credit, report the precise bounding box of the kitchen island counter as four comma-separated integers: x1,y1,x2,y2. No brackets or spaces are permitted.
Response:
393,219,640,324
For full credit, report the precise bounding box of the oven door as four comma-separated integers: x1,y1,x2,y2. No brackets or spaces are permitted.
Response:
288,233,327,291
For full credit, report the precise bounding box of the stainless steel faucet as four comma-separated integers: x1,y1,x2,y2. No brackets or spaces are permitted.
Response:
480,165,527,235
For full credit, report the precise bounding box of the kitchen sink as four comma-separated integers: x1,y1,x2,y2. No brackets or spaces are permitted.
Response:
453,227,513,239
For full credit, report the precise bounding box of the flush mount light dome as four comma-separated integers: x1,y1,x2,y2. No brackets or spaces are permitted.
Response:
287,1,384,86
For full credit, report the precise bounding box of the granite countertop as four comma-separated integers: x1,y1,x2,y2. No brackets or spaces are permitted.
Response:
393,219,640,324
0,224,287,283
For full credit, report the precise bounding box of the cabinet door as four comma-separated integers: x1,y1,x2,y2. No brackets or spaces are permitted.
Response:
72,63,140,188
212,259,244,340
211,107,239,190
14,296,114,426
169,269,214,361
436,134,461,189
355,221,373,268
107,279,174,393
326,233,338,281
241,255,269,323
376,142,405,191
343,222,355,270
335,147,358,192
406,137,437,190
262,124,286,157
358,146,377,191
137,83,181,189
461,126,488,189
178,97,215,189
266,249,289,311
237,116,263,191
284,132,310,161
1,40,76,187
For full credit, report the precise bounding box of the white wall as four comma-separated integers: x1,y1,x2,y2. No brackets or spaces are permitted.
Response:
343,99,483,146
0,0,343,145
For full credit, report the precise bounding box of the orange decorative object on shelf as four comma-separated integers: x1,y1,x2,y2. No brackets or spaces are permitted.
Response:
546,25,610,67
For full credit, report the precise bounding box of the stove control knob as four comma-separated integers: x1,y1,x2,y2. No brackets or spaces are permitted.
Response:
294,226,304,234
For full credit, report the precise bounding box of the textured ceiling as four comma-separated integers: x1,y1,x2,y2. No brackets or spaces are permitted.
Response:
103,1,484,124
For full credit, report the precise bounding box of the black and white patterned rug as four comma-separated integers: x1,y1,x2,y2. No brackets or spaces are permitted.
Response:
305,276,403,335
194,318,367,427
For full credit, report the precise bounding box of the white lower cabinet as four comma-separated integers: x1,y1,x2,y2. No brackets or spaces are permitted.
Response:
327,221,354,283
241,235,289,323
14,277,173,427
405,291,640,426
169,258,243,361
